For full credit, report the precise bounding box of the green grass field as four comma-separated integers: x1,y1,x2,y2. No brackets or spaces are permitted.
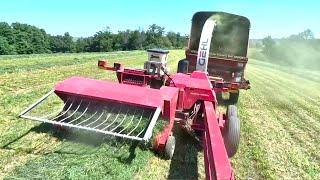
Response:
0,50,319,179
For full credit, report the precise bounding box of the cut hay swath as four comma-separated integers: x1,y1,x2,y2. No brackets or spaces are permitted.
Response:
0,50,320,179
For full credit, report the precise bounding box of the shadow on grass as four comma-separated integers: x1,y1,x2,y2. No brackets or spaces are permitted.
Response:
1,126,36,149
3,121,203,179
1,123,143,164
168,126,202,179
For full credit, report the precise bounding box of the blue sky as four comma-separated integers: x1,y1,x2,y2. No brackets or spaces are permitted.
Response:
0,0,319,39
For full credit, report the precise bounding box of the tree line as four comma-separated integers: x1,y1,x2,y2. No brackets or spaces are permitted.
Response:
0,22,187,55
250,29,320,70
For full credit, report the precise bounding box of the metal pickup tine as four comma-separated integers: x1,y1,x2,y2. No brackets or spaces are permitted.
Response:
19,90,161,142
75,110,98,126
49,99,75,121
110,107,130,132
41,98,69,119
118,109,138,134
85,111,105,127
101,105,123,131
127,109,145,136
68,102,91,124
58,100,83,122
93,106,116,129
136,111,153,137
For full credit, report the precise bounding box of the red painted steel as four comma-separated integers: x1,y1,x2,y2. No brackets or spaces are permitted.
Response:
53,64,235,180
171,72,216,109
203,101,234,180
91,67,236,180
98,60,162,87
160,86,179,121
154,86,179,151
51,69,236,180
186,52,250,90
54,76,180,154
22,11,251,180
54,76,164,109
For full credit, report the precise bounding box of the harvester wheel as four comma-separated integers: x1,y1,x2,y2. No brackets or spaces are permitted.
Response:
215,92,223,104
164,135,176,159
228,91,239,104
223,105,240,158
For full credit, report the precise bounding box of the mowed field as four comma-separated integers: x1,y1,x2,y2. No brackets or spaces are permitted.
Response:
0,50,319,179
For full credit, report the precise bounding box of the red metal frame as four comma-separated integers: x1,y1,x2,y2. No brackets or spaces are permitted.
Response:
171,72,215,110
153,86,179,151
55,76,164,109
98,60,163,87
52,58,237,180
22,10,252,180
97,63,234,179
203,101,234,180
186,51,250,91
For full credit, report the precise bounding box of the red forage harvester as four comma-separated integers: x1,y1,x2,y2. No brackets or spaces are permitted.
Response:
20,11,250,180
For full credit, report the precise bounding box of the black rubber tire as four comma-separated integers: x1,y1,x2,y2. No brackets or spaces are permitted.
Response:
215,92,223,104
177,59,189,73
228,91,239,104
164,135,176,159
223,105,240,158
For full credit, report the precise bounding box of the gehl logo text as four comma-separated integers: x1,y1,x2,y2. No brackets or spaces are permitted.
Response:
198,38,209,66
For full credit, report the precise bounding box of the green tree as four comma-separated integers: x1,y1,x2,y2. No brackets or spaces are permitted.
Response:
114,30,130,50
62,32,75,52
75,38,90,52
127,30,144,50
0,21,187,54
50,32,75,53
0,36,14,55
15,32,32,54
50,35,64,53
262,36,275,56
166,32,186,48
0,22,15,45
289,29,314,40
30,29,51,53
145,24,165,48
91,28,113,52
167,32,177,47
11,22,51,54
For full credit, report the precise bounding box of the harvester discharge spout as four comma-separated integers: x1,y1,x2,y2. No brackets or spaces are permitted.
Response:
196,17,217,72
